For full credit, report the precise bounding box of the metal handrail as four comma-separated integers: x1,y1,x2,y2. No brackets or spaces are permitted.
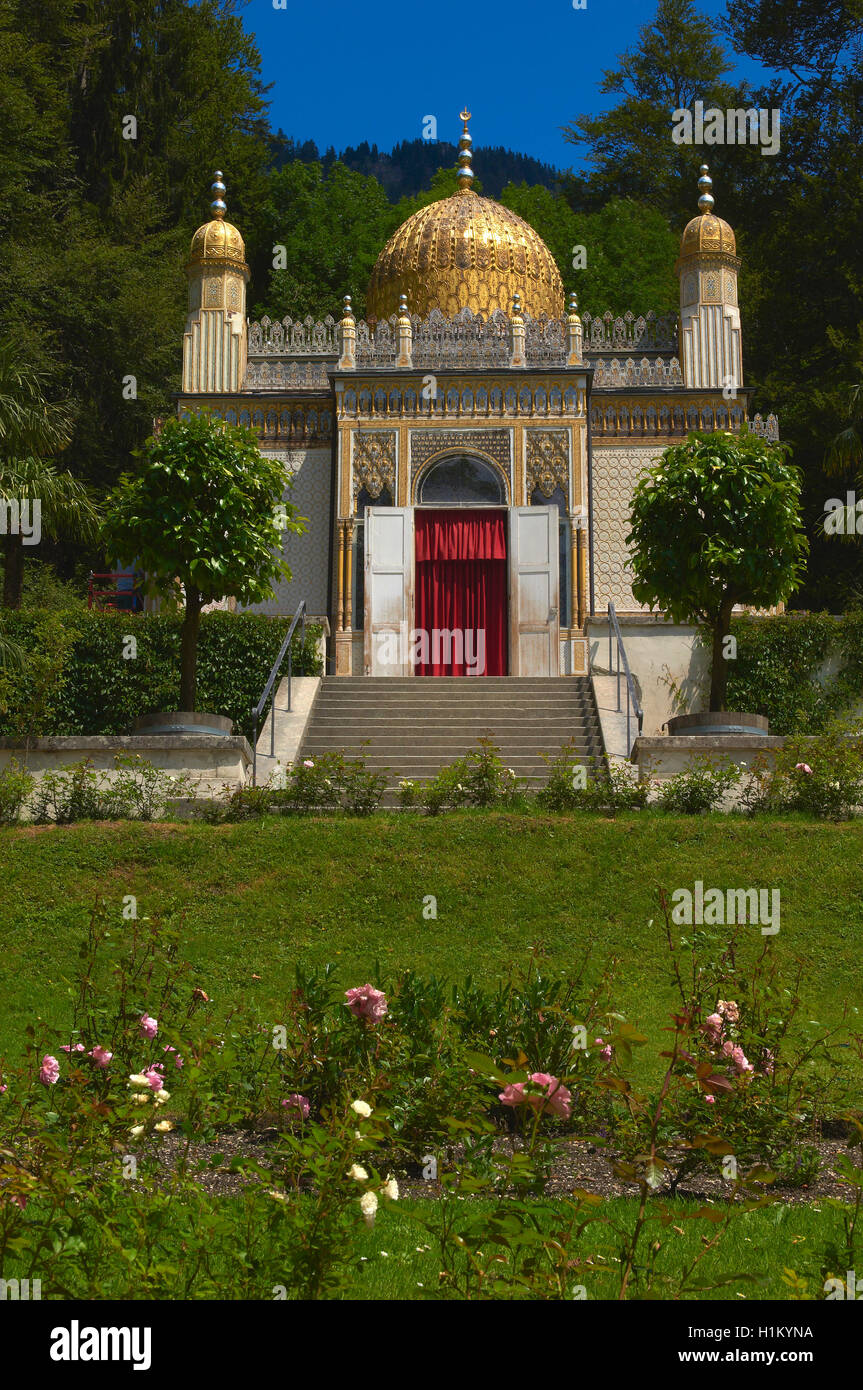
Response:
251,600,306,785
607,601,643,757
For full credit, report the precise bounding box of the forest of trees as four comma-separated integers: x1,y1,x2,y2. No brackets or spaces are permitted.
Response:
0,0,860,607
268,133,562,201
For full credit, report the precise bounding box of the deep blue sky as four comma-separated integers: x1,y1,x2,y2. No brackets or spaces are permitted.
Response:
246,0,776,172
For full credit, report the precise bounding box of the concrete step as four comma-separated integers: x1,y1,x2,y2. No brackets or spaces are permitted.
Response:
294,675,605,787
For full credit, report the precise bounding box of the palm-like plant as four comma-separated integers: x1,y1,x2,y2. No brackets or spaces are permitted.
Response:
824,379,863,539
0,626,26,672
0,456,101,607
0,338,100,608
825,381,863,477
0,338,74,458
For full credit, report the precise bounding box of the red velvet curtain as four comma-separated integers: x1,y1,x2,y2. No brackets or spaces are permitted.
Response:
414,510,507,676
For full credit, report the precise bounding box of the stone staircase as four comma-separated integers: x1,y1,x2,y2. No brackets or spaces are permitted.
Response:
297,677,605,802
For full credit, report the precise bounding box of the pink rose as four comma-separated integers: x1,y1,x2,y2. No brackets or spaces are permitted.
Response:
345,984,388,1022
600,1045,613,1062
717,1000,739,1024
60,1043,85,1053
499,1072,572,1119
281,1093,310,1119
89,1045,113,1069
142,1066,164,1091
139,1014,158,1040
163,1045,184,1069
795,763,813,775
721,1040,734,1057
303,759,314,769
39,1055,60,1086
704,1094,716,1105
731,1046,753,1074
703,1013,724,1042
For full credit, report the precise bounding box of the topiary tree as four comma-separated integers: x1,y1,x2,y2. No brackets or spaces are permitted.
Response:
103,411,304,712
626,430,808,712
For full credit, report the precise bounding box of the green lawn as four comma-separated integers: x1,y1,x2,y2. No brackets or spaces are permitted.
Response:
350,1197,845,1301
0,1193,846,1301
1,810,861,1076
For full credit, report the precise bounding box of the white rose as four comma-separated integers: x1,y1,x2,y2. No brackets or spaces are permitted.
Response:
360,1190,378,1226
129,1125,145,1137
383,1175,399,1201
348,1164,369,1182
155,1120,174,1132
351,1099,372,1118
128,1074,150,1088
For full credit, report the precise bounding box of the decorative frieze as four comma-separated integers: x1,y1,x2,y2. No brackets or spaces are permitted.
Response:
244,361,329,388
410,428,511,481
582,310,678,354
590,399,753,438
525,429,569,497
247,315,337,357
246,305,681,381
352,430,397,499
339,378,585,421
592,357,684,387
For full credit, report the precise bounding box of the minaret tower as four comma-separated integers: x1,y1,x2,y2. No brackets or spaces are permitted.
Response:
182,171,250,393
675,165,743,392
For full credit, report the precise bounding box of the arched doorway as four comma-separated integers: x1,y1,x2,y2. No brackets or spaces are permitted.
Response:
414,454,508,676
418,453,506,506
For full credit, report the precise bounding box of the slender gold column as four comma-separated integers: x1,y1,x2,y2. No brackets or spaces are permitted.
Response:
336,521,346,631
344,519,355,630
576,524,587,629
571,519,581,630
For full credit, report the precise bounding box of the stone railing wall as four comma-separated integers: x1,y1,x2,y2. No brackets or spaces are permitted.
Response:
247,315,337,357
246,305,679,373
582,309,678,354
592,357,684,387
590,402,779,439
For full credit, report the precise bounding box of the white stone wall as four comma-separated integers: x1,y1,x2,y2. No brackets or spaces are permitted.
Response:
243,446,332,618
592,443,663,612
589,619,709,736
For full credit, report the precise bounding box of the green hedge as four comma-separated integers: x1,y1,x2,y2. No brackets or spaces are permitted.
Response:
0,609,323,741
727,611,863,734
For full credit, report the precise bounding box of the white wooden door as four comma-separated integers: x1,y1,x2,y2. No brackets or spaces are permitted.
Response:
364,507,414,676
509,506,559,676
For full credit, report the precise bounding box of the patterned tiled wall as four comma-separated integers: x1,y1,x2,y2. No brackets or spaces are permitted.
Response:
592,443,663,612
242,447,331,617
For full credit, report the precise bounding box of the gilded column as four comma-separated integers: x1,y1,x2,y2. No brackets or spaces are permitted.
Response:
336,521,346,631
571,517,581,630
577,521,588,629
344,519,355,630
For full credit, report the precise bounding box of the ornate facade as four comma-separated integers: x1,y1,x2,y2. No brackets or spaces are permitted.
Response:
177,127,778,677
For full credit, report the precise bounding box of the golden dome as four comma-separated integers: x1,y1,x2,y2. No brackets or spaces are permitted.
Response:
678,165,736,259
187,171,247,270
679,212,736,259
366,112,564,320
